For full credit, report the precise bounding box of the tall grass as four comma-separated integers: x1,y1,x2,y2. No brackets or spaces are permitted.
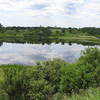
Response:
52,88,100,100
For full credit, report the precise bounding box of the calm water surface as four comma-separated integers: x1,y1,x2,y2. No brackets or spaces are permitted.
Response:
0,42,99,65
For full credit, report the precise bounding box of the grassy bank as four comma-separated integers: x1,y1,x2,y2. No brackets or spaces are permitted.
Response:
54,35,100,45
52,88,100,100
0,47,99,100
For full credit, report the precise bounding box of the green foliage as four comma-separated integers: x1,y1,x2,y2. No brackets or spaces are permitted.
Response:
60,48,100,93
80,27,100,35
0,65,32,100
0,48,99,100
27,59,66,100
80,47,100,67
52,88,100,100
28,79,53,100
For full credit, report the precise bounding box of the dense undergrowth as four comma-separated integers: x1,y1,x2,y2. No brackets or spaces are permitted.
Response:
0,47,99,100
52,88,100,100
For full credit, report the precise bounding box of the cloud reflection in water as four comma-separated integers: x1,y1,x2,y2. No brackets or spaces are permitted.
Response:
0,43,91,65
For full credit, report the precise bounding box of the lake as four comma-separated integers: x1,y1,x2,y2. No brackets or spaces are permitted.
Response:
0,42,99,65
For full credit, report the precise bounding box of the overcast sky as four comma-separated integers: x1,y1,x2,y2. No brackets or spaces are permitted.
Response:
0,0,100,27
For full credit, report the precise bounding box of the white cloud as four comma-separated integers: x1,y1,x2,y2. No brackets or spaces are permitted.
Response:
0,0,100,27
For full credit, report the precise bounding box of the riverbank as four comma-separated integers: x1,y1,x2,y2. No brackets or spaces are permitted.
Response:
51,35,100,45
0,27,100,45
0,35,100,45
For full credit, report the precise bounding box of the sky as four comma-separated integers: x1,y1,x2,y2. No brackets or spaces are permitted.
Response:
0,0,100,27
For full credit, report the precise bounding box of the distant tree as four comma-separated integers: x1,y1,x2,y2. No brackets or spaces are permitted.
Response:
62,28,66,33
68,27,72,33
0,23,4,32
0,23,3,29
0,23,3,28
80,27,100,35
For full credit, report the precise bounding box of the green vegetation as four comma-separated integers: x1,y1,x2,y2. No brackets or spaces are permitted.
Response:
0,23,100,99
0,23,100,45
0,47,99,100
52,88,100,100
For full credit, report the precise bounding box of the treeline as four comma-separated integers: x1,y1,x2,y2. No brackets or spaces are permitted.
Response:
0,23,100,35
80,27,100,35
0,47,100,100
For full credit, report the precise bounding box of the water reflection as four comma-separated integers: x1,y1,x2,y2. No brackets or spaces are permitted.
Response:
0,42,99,65
0,42,3,46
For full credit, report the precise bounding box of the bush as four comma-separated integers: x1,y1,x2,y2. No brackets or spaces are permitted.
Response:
60,47,100,93
0,65,32,100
